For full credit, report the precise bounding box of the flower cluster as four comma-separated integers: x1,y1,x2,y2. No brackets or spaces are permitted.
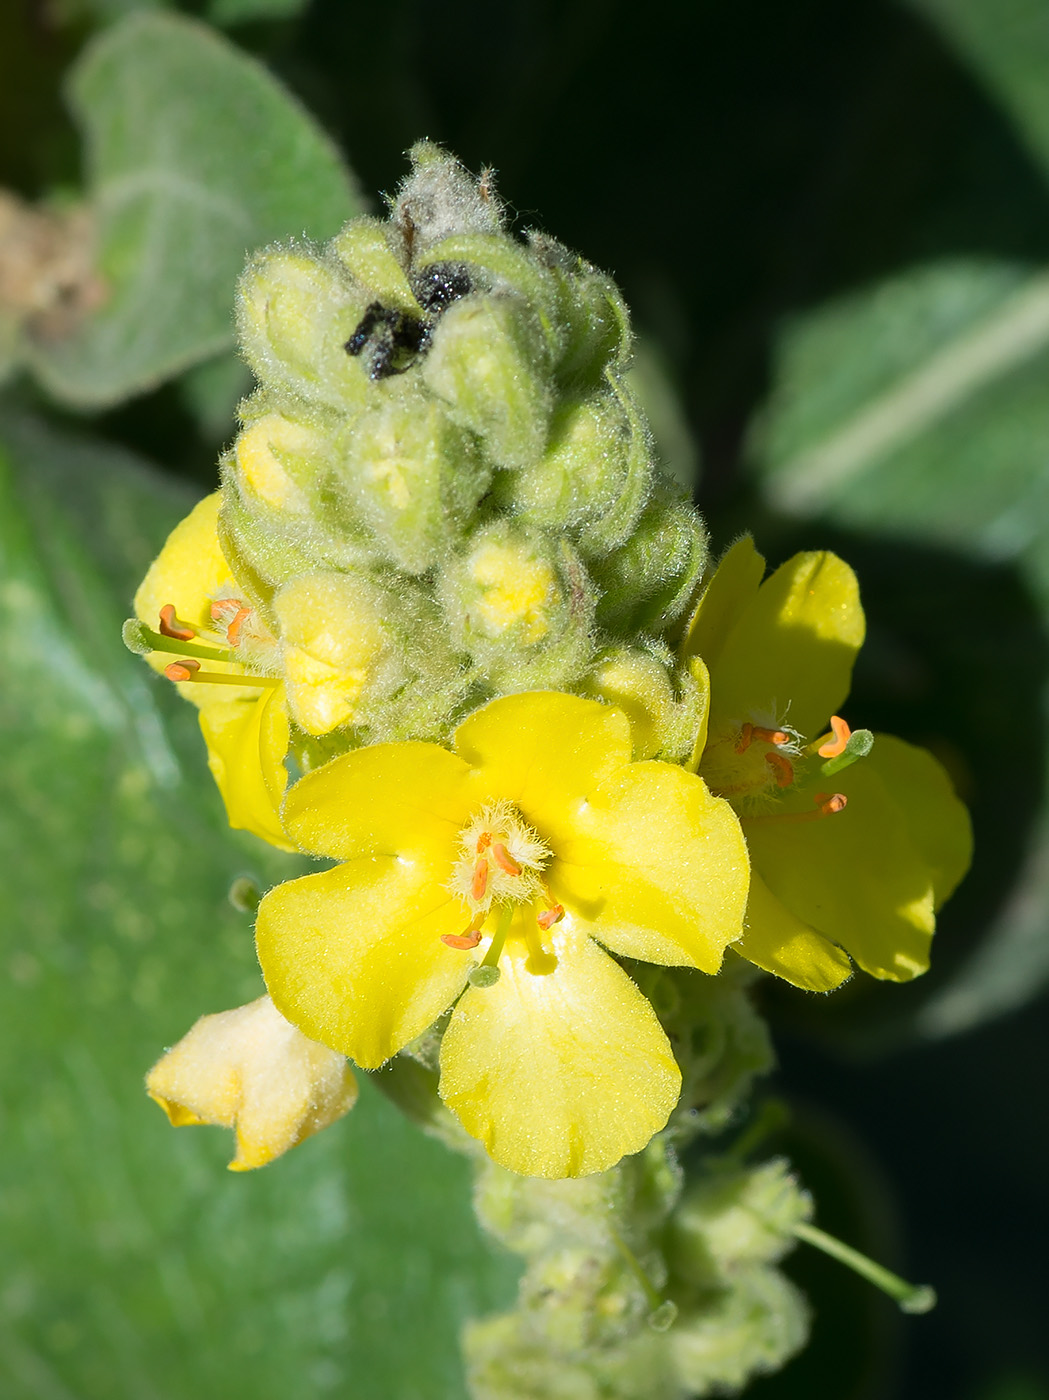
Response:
134,147,971,1193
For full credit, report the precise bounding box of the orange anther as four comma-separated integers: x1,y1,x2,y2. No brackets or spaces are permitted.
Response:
818,715,852,758
537,904,564,930
765,752,795,788
735,722,754,754
492,842,521,876
441,928,483,951
164,659,200,682
753,725,791,746
225,606,251,646
158,604,195,641
476,832,492,854
471,858,489,901
814,791,848,816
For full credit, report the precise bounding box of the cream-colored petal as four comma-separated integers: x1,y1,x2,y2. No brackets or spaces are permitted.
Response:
681,535,766,669
710,550,864,738
736,871,853,992
256,858,472,1069
452,692,633,845
198,685,292,851
439,920,681,1178
280,741,476,861
146,995,357,1171
551,761,749,973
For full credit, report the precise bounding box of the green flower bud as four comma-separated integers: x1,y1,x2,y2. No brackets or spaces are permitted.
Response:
423,292,554,471
232,407,335,518
530,232,632,388
669,1267,810,1395
333,384,490,573
236,247,370,413
668,1160,812,1288
439,521,594,689
330,216,420,313
580,644,700,763
505,388,650,555
591,485,709,637
394,140,505,251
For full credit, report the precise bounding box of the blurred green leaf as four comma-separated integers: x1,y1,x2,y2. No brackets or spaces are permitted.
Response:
26,12,363,409
0,405,514,1398
910,0,1049,179
208,0,308,25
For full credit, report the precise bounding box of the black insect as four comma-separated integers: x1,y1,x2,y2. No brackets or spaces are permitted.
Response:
411,261,473,315
344,264,475,381
344,301,430,381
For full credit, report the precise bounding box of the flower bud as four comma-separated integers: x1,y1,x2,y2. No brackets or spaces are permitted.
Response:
591,486,709,636
236,247,371,413
668,1159,812,1286
439,522,594,689
581,644,699,762
274,570,398,736
506,389,650,553
531,232,632,387
670,1267,810,1395
232,408,336,517
330,216,420,313
423,293,554,471
394,140,505,251
333,385,490,573
146,995,357,1171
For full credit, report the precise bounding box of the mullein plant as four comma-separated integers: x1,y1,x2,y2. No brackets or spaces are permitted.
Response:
126,144,971,1399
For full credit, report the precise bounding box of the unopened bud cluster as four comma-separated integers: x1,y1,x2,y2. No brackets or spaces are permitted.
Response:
223,142,708,752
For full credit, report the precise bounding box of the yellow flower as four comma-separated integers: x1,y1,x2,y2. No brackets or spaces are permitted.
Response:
146,995,358,1170
134,492,292,849
255,691,749,1179
683,536,972,993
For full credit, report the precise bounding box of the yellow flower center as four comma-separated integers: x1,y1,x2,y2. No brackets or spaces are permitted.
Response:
442,800,563,956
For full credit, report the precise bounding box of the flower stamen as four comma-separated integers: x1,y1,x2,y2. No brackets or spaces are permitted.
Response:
491,841,522,876
765,751,795,788
471,857,489,901
537,903,565,930
817,715,852,758
442,922,485,951
746,791,848,825
158,604,196,640
736,722,791,753
163,659,279,687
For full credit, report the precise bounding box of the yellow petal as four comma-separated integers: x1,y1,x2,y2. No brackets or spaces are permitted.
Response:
453,691,633,845
439,919,681,1178
681,535,766,668
710,551,865,738
864,734,972,907
551,761,749,973
199,685,292,851
686,653,711,770
256,858,472,1068
280,741,476,860
134,492,231,634
745,756,936,981
134,491,262,700
146,995,357,1171
737,871,853,992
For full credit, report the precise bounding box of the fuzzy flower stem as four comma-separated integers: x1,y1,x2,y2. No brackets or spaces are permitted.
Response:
793,1221,936,1314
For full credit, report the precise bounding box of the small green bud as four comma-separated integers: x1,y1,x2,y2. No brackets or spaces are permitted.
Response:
668,1159,812,1287
333,385,490,573
580,645,698,763
329,217,420,313
232,408,335,518
669,1267,810,1395
394,141,505,251
506,389,649,555
236,247,370,413
591,486,709,637
439,522,594,690
423,293,554,471
531,232,632,387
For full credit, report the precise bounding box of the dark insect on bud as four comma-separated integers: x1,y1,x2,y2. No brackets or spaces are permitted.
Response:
344,301,431,380
411,262,474,315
